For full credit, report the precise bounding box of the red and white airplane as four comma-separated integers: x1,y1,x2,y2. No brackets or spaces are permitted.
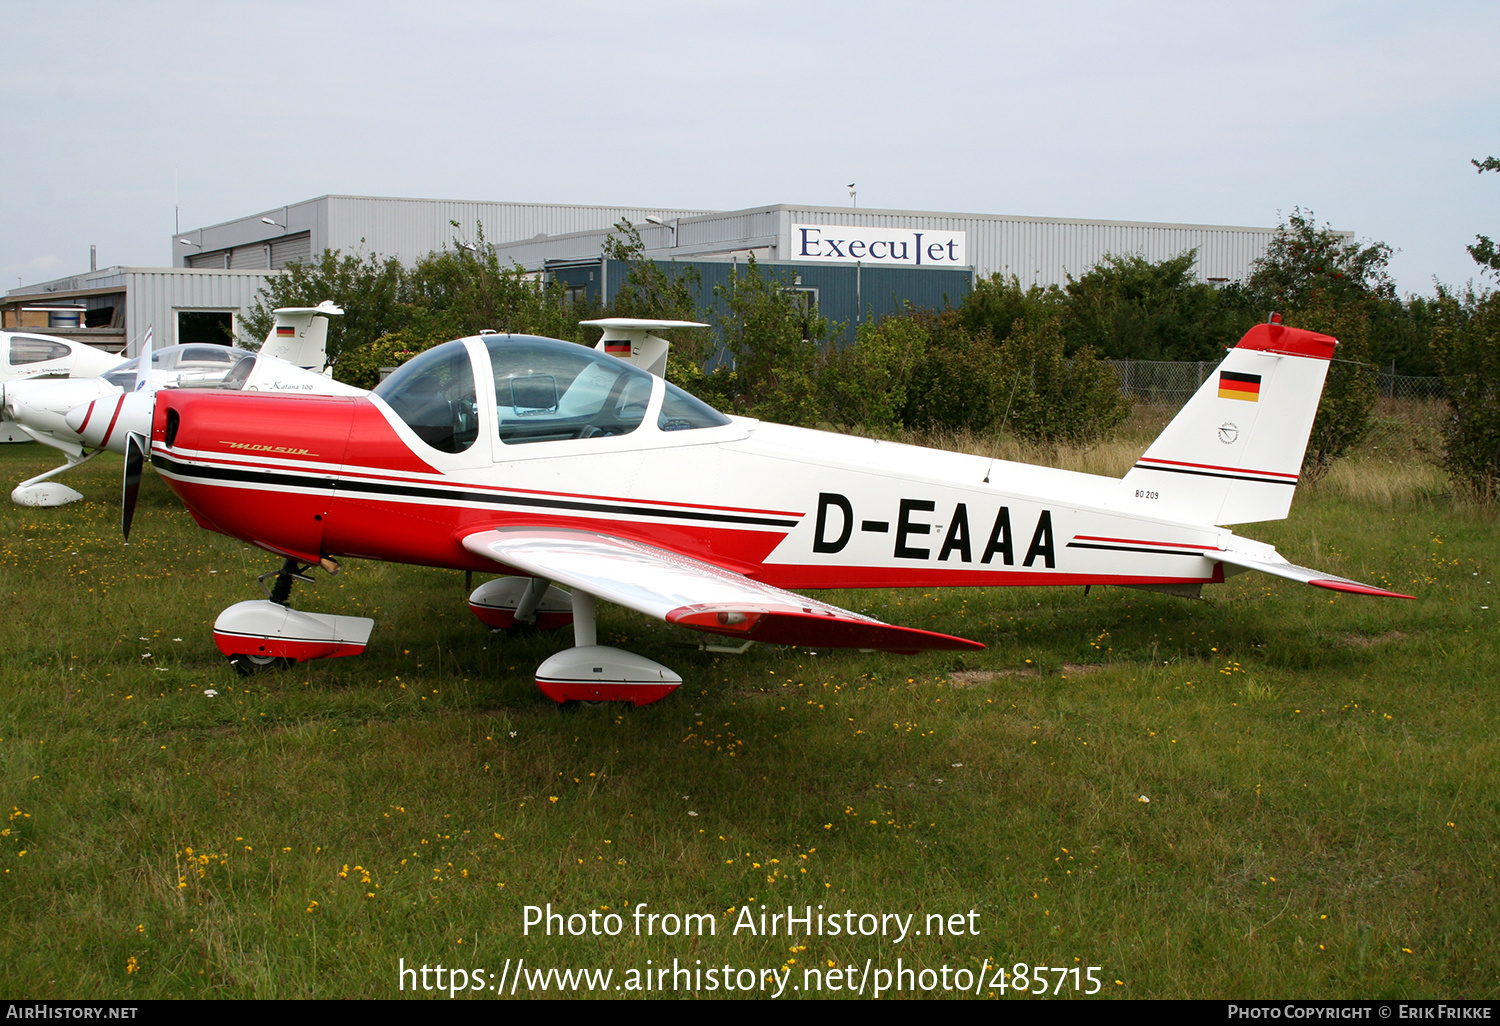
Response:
134,317,1410,703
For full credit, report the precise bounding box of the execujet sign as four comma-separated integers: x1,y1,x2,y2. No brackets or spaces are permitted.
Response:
792,224,968,267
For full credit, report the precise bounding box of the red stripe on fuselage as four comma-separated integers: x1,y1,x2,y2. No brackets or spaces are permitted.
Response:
1136,456,1298,480
161,446,801,525
1071,535,1220,551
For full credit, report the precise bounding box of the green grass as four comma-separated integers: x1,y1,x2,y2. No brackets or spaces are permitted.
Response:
0,435,1496,1000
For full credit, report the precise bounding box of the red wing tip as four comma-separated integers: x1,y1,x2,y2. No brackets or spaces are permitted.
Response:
1309,579,1415,600
668,605,985,651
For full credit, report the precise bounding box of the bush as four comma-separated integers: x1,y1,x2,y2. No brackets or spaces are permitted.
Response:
713,256,831,424
1432,286,1500,500
332,331,451,391
959,274,1063,346
899,311,1006,433
998,318,1133,444
1284,298,1378,480
816,310,929,432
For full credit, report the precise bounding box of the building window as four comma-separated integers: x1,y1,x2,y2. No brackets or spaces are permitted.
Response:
177,310,234,345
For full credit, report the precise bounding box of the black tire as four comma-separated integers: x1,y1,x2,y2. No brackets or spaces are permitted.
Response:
229,653,294,676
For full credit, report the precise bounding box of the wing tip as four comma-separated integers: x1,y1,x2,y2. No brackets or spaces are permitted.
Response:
1309,578,1416,600
669,605,985,652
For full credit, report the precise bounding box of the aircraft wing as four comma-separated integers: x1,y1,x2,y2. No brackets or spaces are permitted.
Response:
1215,548,1414,599
460,526,985,652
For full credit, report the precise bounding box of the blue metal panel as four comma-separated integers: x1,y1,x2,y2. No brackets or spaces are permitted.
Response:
589,257,971,349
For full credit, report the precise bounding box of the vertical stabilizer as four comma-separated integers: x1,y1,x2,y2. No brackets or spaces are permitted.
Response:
262,301,343,371
581,318,708,378
1118,321,1337,526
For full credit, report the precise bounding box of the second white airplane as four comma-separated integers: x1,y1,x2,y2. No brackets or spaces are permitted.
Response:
2,302,357,506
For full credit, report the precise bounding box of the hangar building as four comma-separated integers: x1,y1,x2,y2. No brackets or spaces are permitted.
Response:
6,195,1287,356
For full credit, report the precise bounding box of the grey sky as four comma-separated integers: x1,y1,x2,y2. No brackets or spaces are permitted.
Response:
4,0,1495,296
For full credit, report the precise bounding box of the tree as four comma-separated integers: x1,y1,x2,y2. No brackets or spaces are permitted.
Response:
241,249,409,367
1468,157,1500,277
1433,285,1500,500
1288,297,1379,480
601,220,702,323
1061,251,1257,361
1245,210,1396,472
1246,208,1395,311
407,223,585,343
713,255,831,424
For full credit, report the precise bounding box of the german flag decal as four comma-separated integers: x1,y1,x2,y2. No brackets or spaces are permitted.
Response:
276,325,296,337
605,340,632,355
1218,370,1261,402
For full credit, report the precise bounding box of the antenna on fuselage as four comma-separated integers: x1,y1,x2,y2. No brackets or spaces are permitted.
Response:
581,318,708,378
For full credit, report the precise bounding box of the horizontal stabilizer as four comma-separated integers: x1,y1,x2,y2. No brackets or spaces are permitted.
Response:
1216,549,1414,599
461,526,984,652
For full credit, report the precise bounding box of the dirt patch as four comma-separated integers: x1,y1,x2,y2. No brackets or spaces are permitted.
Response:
1341,630,1408,648
949,662,1107,685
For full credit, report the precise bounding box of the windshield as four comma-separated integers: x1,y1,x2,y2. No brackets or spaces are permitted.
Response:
372,339,479,453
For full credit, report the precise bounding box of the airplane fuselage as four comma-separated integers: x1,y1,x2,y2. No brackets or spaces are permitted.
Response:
151,386,1236,596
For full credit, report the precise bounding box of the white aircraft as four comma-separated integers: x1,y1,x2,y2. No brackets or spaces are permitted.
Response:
0,331,126,442
131,316,1409,696
3,302,358,506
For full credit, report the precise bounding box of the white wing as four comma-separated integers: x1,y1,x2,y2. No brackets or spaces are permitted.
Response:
461,526,983,652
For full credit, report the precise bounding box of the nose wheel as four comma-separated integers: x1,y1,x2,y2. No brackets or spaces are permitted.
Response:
214,557,373,672
261,558,315,606
229,652,295,676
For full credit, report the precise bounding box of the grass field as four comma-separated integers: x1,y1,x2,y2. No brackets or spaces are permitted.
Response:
0,416,1495,1000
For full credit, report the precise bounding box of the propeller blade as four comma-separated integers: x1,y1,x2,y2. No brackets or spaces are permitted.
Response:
122,432,144,540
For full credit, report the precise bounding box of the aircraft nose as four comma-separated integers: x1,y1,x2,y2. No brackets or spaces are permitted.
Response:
62,403,91,435
67,391,154,453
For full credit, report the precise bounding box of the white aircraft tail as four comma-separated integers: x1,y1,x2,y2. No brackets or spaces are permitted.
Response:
262,301,343,371
1118,319,1337,527
581,318,708,378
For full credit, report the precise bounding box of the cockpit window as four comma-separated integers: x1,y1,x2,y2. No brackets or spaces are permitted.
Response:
8,336,71,365
102,364,140,389
174,344,237,368
218,353,258,391
659,381,731,431
486,335,653,444
372,340,479,453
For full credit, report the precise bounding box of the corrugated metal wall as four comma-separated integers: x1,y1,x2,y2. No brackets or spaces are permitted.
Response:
124,269,277,354
323,197,712,264
269,233,311,269
777,207,1277,286
181,198,1285,288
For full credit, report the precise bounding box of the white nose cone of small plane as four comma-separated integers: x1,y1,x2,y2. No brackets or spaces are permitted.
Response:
64,390,155,454
4,378,119,444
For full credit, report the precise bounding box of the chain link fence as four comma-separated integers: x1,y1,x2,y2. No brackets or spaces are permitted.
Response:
1104,359,1446,407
